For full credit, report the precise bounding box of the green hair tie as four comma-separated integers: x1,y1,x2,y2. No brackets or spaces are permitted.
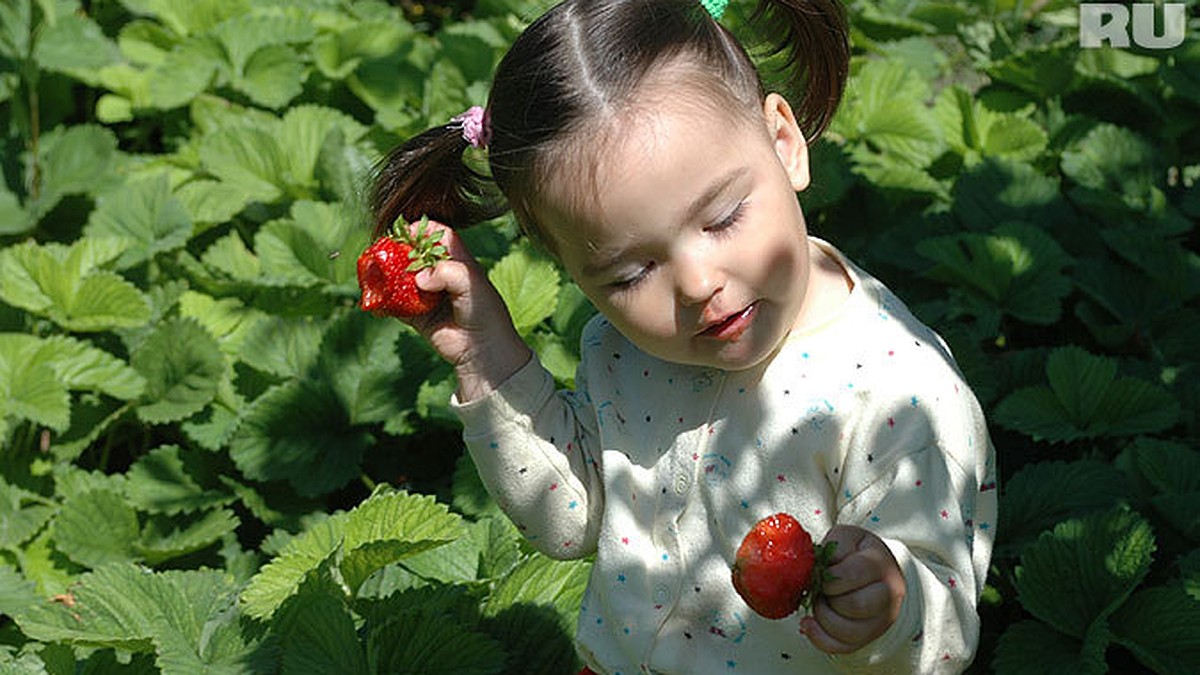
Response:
701,0,728,20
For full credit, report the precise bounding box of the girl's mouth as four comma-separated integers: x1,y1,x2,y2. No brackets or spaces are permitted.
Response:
699,303,757,341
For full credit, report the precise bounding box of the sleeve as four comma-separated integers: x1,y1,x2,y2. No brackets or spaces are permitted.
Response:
450,350,605,561
828,384,997,675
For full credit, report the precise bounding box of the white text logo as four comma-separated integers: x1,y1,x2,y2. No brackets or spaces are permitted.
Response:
1080,3,1187,49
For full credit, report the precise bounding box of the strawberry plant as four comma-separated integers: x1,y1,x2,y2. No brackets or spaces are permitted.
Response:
0,0,1196,673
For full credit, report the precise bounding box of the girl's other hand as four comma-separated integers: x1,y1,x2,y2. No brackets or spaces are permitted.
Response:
799,524,906,654
400,220,532,402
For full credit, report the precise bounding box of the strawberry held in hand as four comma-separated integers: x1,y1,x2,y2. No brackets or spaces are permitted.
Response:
731,513,835,619
357,216,448,318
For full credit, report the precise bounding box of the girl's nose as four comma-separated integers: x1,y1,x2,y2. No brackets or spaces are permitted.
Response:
674,249,722,306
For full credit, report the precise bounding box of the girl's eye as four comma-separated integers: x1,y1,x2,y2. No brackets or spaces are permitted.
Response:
610,261,656,292
709,201,747,235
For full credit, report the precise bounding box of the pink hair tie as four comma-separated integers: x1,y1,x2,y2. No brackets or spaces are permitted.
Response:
453,106,491,149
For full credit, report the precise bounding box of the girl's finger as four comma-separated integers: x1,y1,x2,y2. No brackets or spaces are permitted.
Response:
825,580,891,620
799,613,857,655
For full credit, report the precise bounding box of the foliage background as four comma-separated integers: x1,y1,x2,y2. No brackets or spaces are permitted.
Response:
0,0,1197,673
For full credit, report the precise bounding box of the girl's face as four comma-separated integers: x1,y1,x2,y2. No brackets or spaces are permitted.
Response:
537,85,820,371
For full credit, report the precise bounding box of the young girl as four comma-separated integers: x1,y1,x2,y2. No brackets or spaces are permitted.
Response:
370,1,996,672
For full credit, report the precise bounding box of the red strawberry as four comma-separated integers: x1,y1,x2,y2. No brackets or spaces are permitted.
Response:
731,513,835,619
357,216,448,317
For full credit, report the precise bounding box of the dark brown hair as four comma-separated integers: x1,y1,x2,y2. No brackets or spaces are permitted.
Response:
370,0,850,244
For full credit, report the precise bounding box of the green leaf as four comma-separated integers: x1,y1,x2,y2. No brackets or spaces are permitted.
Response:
271,564,366,675
276,106,368,194
28,125,120,220
0,334,71,433
830,59,943,167
145,38,222,110
488,246,561,336
33,13,120,76
934,86,1047,164
178,290,266,358
994,347,1180,443
240,489,466,620
313,311,408,427
51,489,141,568
198,125,288,203
993,620,1106,675
366,610,504,675
210,13,315,74
951,157,1065,231
36,335,146,401
0,238,152,332
998,460,1132,556
0,184,29,235
917,222,1073,327
0,478,55,549
479,554,590,673
255,200,368,289
1111,584,1200,674
84,174,193,269
124,445,232,516
228,379,369,498
1182,549,1200,602
1061,124,1159,214
13,563,266,671
137,508,239,565
174,179,253,226
131,318,226,425
237,315,324,379
1015,508,1155,639
235,44,305,110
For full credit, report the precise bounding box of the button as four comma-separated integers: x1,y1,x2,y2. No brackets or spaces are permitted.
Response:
674,473,689,494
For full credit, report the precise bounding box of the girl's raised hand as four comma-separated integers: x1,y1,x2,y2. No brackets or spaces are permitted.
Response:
401,220,532,402
799,524,906,655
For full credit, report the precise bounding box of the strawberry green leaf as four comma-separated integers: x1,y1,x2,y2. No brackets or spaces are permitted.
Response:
124,445,234,516
480,553,591,672
0,334,71,434
1061,123,1159,215
235,44,304,109
313,311,408,427
0,238,152,332
241,489,466,620
255,200,368,291
197,126,288,204
1015,508,1155,640
84,174,193,270
51,489,141,568
237,315,325,380
131,318,226,425
33,12,120,77
137,508,239,566
950,157,1065,232
36,334,146,401
993,620,1107,675
997,460,1131,557
488,245,561,336
210,14,315,76
365,608,505,675
917,222,1073,328
270,562,367,675
228,379,369,497
26,125,120,221
178,290,267,358
1110,584,1200,674
934,86,1047,164
1183,549,1200,602
276,106,368,192
174,179,253,227
145,38,222,110
994,347,1180,443
13,563,267,671
829,60,942,167
0,477,55,550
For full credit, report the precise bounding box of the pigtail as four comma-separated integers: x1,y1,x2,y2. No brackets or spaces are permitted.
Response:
369,122,505,238
748,0,849,142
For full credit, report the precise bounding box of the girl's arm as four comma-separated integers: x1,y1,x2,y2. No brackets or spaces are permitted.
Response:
403,221,604,558
825,395,997,675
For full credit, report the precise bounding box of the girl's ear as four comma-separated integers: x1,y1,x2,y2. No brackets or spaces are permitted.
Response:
763,93,810,191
